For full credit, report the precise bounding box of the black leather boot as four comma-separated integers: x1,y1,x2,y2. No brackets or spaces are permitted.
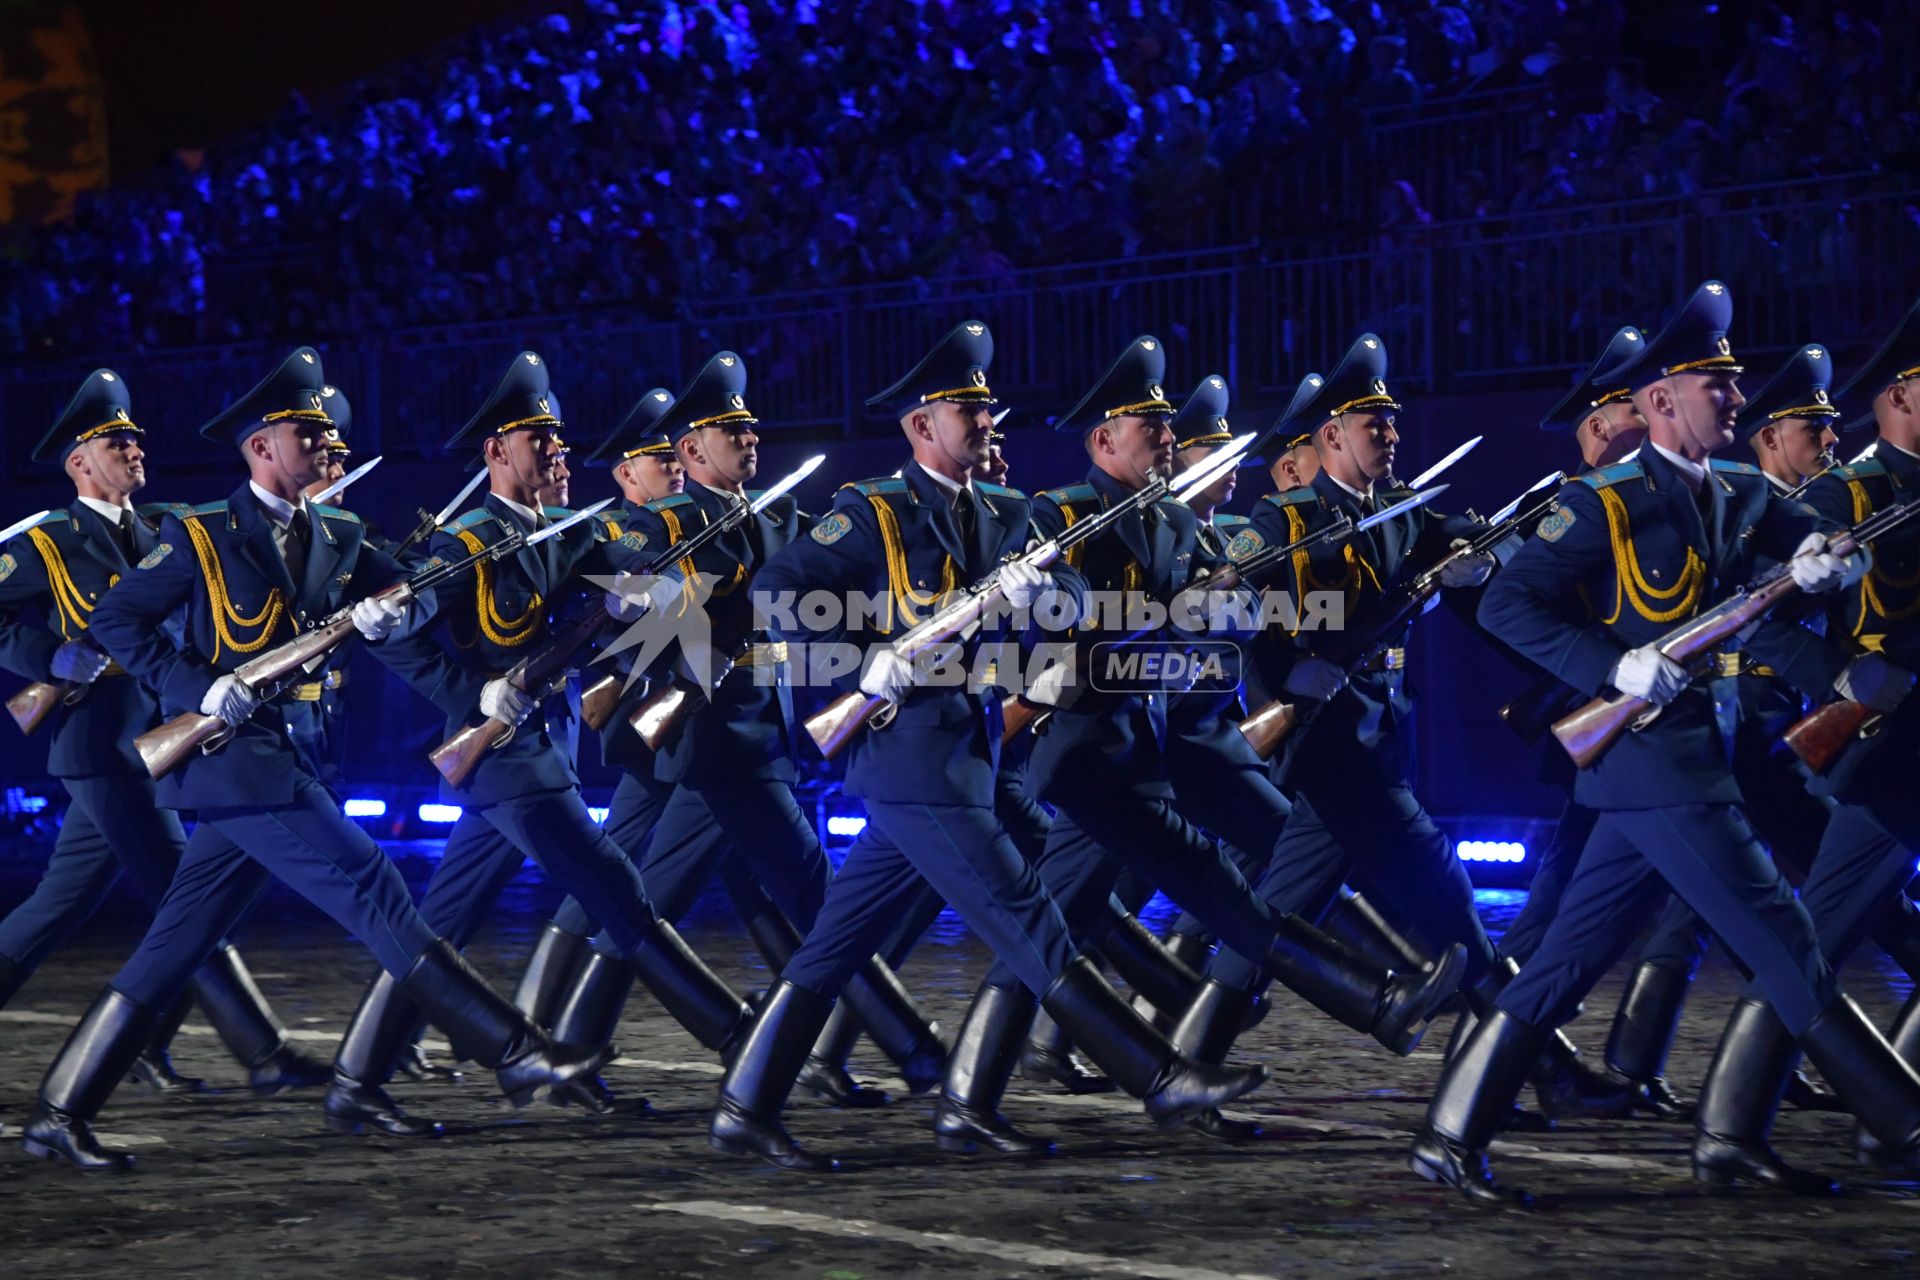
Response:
192,945,331,1095
1140,932,1213,1030
840,955,946,1094
402,939,607,1107
1168,979,1265,1143
1466,958,1639,1121
1801,994,1920,1173
325,970,445,1137
514,922,590,1024
1605,961,1693,1120
1262,917,1467,1056
126,988,207,1094
935,982,1056,1155
1783,1068,1846,1111
709,979,840,1171
1689,998,1835,1194
547,950,648,1116
1320,888,1431,975
1042,955,1265,1129
22,988,156,1171
1099,910,1204,1023
796,1003,890,1107
628,920,754,1057
1873,901,1920,983
1857,990,1920,1168
395,1038,465,1083
1408,1010,1544,1208
1018,1008,1114,1094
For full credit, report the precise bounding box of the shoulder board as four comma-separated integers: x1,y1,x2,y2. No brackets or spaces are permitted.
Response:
1037,483,1098,507
1709,459,1763,478
43,507,71,525
180,500,229,521
1212,513,1251,529
1577,461,1644,490
1259,488,1319,508
1377,486,1417,502
642,493,696,512
541,505,572,521
439,508,496,535
1836,458,1889,482
135,501,190,520
975,481,1025,501
312,502,362,525
842,477,909,497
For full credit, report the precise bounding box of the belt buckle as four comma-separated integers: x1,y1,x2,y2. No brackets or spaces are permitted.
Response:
1714,652,1743,679
1381,647,1406,671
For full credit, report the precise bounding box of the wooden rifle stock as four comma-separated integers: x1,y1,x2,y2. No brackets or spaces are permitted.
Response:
1783,698,1879,774
8,679,77,735
1000,695,1043,744
578,670,624,732
804,689,890,760
1497,672,1583,745
1237,698,1298,761
428,706,515,788
428,609,614,788
134,585,411,780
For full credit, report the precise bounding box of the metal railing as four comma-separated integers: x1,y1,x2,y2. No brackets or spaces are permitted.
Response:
4,183,1915,472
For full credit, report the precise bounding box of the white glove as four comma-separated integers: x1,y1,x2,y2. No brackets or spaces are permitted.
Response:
858,648,915,704
605,570,668,622
199,674,258,726
1282,657,1347,702
479,676,534,728
50,640,109,684
999,559,1052,610
1610,645,1688,705
1439,548,1496,588
1789,531,1865,594
1835,653,1915,714
1024,659,1078,709
350,594,409,642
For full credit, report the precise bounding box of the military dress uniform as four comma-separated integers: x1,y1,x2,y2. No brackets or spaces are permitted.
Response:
1697,304,1920,1178
322,351,754,1137
0,369,328,1097
25,348,604,1171
711,321,1266,1172
1417,282,1920,1206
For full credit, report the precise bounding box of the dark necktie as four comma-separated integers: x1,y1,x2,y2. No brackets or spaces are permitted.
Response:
285,508,311,587
952,487,975,544
114,510,136,562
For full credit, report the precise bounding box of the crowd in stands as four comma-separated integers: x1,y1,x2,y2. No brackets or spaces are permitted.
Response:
3,0,1917,358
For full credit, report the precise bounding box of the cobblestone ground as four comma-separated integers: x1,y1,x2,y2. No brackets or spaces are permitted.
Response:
0,848,1915,1278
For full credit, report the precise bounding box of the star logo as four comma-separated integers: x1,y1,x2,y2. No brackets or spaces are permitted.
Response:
101,371,116,381
1809,348,1824,359
719,355,737,367
654,391,669,401
526,353,540,364
1210,377,1224,388
1141,340,1156,350
1706,282,1725,295
966,323,985,336
1363,337,1379,349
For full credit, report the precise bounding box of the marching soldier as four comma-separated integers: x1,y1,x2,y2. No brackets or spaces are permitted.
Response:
711,320,1267,1171
0,369,329,1099
528,363,948,1113
1685,302,1920,1188
319,351,756,1138
1420,281,1920,1205
24,348,606,1170
945,337,1463,1155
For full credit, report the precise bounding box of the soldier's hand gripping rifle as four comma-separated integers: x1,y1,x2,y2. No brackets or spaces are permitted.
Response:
1,509,99,735
134,499,614,780
431,456,825,786
803,436,1257,760
995,505,1367,745
1551,496,1920,768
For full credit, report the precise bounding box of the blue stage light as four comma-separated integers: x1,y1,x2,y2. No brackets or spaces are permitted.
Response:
7,790,50,814
343,798,387,818
826,814,867,837
417,803,463,824
1457,839,1527,864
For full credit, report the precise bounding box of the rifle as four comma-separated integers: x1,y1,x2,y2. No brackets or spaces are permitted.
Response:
803,436,1256,760
6,641,103,735
134,499,613,781
1497,671,1584,745
0,508,83,735
1234,469,1562,760
429,456,823,787
998,507,1368,745
624,635,760,751
392,469,487,562
1782,697,1880,774
1552,497,1920,768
